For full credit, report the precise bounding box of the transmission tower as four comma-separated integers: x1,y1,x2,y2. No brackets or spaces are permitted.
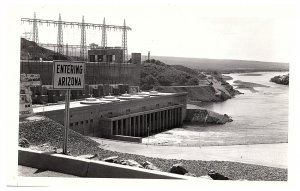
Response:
101,17,107,48
66,43,69,57
32,12,39,43
57,13,64,54
122,19,128,62
80,16,87,60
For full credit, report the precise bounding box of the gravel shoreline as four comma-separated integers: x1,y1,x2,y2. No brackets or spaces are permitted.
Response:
19,117,288,181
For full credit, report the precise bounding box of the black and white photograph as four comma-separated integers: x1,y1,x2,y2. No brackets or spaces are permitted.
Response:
1,0,300,190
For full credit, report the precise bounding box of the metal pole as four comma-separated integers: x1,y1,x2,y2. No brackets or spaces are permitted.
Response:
63,89,70,154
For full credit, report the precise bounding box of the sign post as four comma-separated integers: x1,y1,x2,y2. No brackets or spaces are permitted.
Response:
63,90,70,154
52,61,85,155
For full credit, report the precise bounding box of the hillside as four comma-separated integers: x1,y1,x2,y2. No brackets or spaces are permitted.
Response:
150,56,289,72
140,59,199,90
172,65,199,76
20,38,79,61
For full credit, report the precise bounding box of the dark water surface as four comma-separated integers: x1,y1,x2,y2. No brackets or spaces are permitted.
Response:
143,72,289,146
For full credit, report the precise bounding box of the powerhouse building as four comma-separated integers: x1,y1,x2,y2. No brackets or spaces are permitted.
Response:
33,92,187,141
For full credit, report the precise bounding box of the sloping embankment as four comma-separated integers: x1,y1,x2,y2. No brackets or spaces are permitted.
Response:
155,85,230,102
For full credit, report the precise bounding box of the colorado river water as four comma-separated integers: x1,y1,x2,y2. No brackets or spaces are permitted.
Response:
142,72,289,146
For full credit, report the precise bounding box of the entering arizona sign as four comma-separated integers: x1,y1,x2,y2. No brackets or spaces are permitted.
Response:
53,61,85,89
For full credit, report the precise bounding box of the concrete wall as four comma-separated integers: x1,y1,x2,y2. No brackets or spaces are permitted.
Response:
20,60,141,86
18,148,194,179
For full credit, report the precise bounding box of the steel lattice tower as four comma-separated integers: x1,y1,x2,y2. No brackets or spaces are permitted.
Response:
122,19,128,62
32,12,39,43
101,17,107,48
66,43,69,57
80,16,87,60
57,13,64,54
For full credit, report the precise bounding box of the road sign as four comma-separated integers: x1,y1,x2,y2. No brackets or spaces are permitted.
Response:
20,73,41,86
52,61,85,154
53,61,85,90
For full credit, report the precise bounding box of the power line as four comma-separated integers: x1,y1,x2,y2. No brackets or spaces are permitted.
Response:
21,17,132,31
22,13,132,60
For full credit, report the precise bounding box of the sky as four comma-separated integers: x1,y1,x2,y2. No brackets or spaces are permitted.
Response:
6,0,299,62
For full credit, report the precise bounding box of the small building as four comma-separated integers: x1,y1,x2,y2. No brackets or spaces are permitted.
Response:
88,47,124,63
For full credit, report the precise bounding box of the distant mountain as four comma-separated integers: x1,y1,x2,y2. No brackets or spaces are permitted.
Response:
148,56,289,73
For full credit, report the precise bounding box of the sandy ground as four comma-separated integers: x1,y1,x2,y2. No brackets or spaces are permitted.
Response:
91,137,287,169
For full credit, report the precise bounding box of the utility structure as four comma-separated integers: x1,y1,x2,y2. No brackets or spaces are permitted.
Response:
32,12,39,43
21,13,132,60
122,19,128,62
101,17,107,49
80,16,87,60
57,13,64,54
66,43,69,57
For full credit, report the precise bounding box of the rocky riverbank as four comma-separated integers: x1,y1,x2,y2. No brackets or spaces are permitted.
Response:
270,73,289,85
185,108,233,124
140,59,241,103
156,73,241,102
18,116,287,181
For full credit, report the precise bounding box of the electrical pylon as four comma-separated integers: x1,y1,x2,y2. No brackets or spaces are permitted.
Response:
32,12,39,43
80,16,87,60
57,13,64,54
122,19,128,62
66,43,69,57
101,17,107,48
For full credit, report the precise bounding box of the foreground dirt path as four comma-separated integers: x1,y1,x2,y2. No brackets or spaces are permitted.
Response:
90,137,287,169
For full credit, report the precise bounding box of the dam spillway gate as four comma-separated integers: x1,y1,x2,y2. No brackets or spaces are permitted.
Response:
101,105,183,139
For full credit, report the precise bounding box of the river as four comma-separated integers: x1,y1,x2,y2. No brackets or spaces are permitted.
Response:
142,72,289,146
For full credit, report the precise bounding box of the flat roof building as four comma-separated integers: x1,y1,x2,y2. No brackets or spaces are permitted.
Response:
34,92,188,141
88,47,124,63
